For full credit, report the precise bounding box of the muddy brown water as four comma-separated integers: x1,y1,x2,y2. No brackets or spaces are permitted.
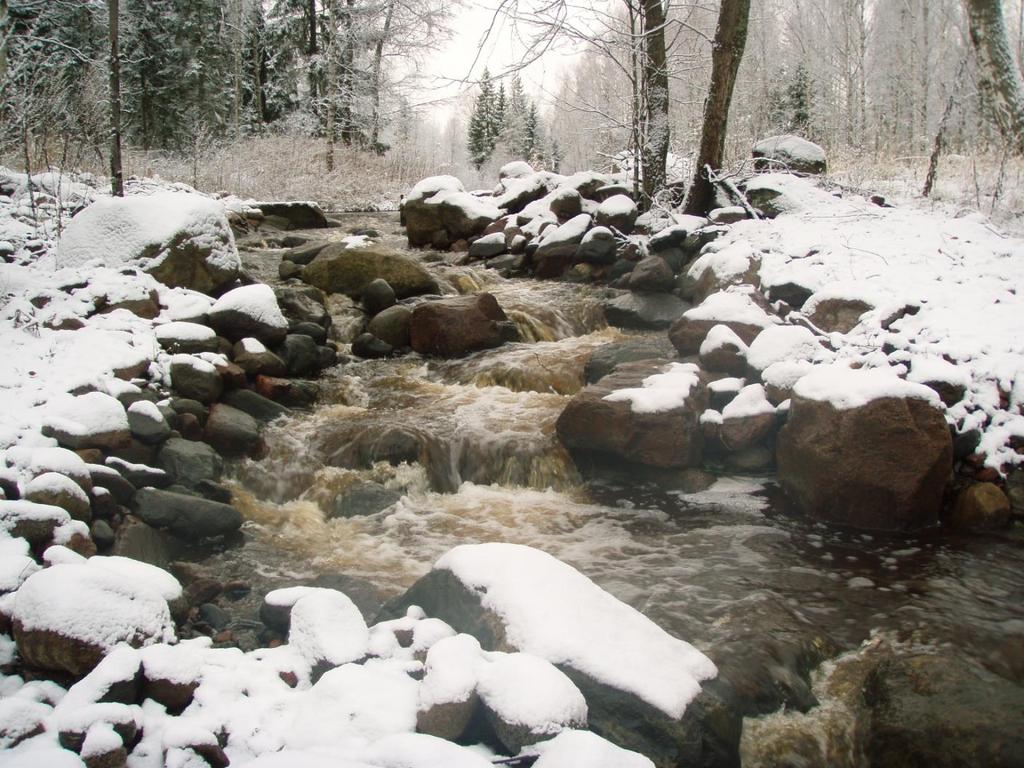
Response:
205,212,1023,753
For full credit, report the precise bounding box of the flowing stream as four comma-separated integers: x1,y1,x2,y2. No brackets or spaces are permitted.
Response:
214,212,1023,750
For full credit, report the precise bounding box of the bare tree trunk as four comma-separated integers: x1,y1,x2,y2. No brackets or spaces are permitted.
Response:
683,0,750,215
308,0,320,114
339,0,355,146
232,0,244,137
962,0,1024,154
923,57,968,198
108,0,124,197
325,0,337,171
0,0,9,86
640,0,669,206
370,1,394,150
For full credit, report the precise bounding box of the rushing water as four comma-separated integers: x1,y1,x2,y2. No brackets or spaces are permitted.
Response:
225,213,1024,719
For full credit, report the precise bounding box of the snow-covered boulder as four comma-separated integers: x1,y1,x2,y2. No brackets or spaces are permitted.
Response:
302,242,438,299
12,563,176,676
0,500,71,547
404,176,501,248
776,364,953,531
628,255,675,293
208,283,289,346
409,293,515,358
498,161,535,181
745,324,826,376
383,543,718,766
168,354,223,404
288,589,370,669
40,392,130,451
804,287,876,334
752,135,827,175
718,383,777,452
669,288,777,355
680,242,761,303
532,214,592,279
56,193,241,294
154,321,220,355
525,729,656,768
24,472,91,522
595,194,638,233
126,400,172,445
557,361,707,469
699,324,749,376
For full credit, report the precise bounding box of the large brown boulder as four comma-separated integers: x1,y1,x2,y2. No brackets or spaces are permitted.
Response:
301,243,438,299
409,293,515,358
776,366,952,531
556,361,707,469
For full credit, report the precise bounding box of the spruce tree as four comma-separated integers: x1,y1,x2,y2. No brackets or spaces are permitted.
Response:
467,68,498,169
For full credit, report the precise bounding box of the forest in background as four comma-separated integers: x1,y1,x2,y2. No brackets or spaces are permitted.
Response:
2,0,1023,225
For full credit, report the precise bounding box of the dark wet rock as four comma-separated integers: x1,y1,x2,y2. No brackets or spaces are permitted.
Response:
864,649,1024,768
156,438,223,489
549,187,583,219
279,260,301,280
221,388,291,423
253,202,329,230
410,293,514,358
777,393,952,532
231,339,287,377
204,404,264,459
367,305,412,349
199,603,230,631
557,360,707,469
170,398,209,424
126,402,172,445
328,482,402,519
194,479,233,504
169,358,223,404
283,240,330,265
765,281,815,310
111,516,175,567
132,488,242,539
603,291,689,330
585,336,678,384
289,321,328,345
595,194,638,233
575,227,618,265
302,243,438,299
274,285,331,327
254,376,320,408
280,333,320,377
90,519,116,549
352,332,394,359
629,256,675,293
948,482,1012,529
362,278,396,316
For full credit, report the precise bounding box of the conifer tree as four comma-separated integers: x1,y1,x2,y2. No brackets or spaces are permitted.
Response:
466,68,498,169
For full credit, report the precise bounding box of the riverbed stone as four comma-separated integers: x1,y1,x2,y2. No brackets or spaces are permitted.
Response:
603,291,689,330
628,256,675,293
169,356,223,404
949,482,1012,529
208,284,290,346
777,392,952,532
274,285,331,327
367,304,412,349
156,438,223,489
302,243,439,299
232,338,287,377
362,278,396,316
253,201,329,230
283,241,330,266
132,488,243,539
584,336,679,384
221,389,291,423
328,482,403,519
575,227,617,265
24,472,92,522
280,333,320,377
557,360,707,469
410,293,515,358
204,404,263,459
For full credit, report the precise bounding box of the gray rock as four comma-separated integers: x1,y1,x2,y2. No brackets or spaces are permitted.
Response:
628,256,675,293
280,333,320,377
290,321,328,345
156,438,223,489
221,389,291,423
127,403,172,445
328,482,402,519
169,358,223,404
468,233,507,260
253,201,329,230
283,241,330,266
204,404,263,459
232,339,286,377
575,227,618,265
367,305,412,349
362,278,396,316
132,488,243,539
274,286,331,327
585,336,678,384
603,291,689,330
352,333,394,359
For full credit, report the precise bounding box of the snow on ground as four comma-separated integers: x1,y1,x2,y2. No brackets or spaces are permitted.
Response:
719,174,1024,468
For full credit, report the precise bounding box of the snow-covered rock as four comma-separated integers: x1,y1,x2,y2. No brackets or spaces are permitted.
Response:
404,176,501,248
595,194,638,233
752,135,827,174
208,283,289,345
12,563,176,676
745,324,826,374
699,324,749,376
525,729,656,768
669,288,777,355
56,192,240,294
288,589,370,668
153,321,220,355
40,392,130,451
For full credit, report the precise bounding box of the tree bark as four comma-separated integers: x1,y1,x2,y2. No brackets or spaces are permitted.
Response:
0,0,9,86
107,0,124,197
683,0,750,215
339,0,355,146
962,0,1024,154
923,57,968,198
640,0,669,206
325,0,337,170
369,1,395,151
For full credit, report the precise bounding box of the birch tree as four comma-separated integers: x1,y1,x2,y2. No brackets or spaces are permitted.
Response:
963,0,1024,153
